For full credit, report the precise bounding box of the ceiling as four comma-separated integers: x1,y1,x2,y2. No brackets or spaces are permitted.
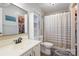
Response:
0,3,70,15
23,3,70,15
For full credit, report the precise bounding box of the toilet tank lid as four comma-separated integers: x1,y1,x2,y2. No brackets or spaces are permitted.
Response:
41,42,53,48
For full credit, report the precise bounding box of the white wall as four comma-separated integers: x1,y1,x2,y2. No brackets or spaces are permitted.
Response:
2,4,27,35
40,16,44,35
24,14,28,34
0,8,3,33
29,13,34,40
77,4,79,56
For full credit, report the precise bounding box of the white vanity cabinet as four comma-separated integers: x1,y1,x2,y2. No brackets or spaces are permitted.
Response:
23,49,33,56
21,44,40,56
0,39,41,56
32,44,40,56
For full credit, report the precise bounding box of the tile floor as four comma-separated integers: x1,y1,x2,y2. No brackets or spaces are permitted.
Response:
41,48,74,56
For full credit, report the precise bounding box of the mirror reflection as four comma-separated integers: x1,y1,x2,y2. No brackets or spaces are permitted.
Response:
0,3,28,37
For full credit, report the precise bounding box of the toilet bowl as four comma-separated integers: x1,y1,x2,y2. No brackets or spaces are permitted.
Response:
39,36,53,55
40,42,53,55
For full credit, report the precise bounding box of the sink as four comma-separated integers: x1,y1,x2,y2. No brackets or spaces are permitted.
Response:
0,39,13,47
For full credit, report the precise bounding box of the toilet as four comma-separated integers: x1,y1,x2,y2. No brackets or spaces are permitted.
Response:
40,42,53,55
39,36,53,55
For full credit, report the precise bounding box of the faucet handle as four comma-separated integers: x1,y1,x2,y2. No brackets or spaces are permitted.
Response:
18,37,22,41
13,37,23,44
14,40,18,44
18,37,22,43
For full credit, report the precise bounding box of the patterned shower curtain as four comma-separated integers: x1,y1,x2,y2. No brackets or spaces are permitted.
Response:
44,12,71,49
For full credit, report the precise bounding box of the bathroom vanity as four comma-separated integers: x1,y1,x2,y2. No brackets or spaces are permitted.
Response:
0,36,41,56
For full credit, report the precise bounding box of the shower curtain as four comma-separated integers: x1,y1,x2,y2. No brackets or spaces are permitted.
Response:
44,12,71,50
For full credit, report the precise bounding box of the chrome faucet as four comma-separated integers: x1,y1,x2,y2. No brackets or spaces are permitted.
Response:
14,37,22,44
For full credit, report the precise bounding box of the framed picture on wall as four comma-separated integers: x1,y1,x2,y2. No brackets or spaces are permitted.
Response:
5,15,16,22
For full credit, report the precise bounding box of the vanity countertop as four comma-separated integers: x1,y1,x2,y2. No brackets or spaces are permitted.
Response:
0,39,41,56
0,34,28,40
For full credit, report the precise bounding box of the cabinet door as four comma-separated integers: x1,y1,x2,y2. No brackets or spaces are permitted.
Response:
32,44,40,56
21,44,40,56
21,49,33,56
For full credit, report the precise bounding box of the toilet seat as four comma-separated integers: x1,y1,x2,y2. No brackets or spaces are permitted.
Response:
41,42,53,48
